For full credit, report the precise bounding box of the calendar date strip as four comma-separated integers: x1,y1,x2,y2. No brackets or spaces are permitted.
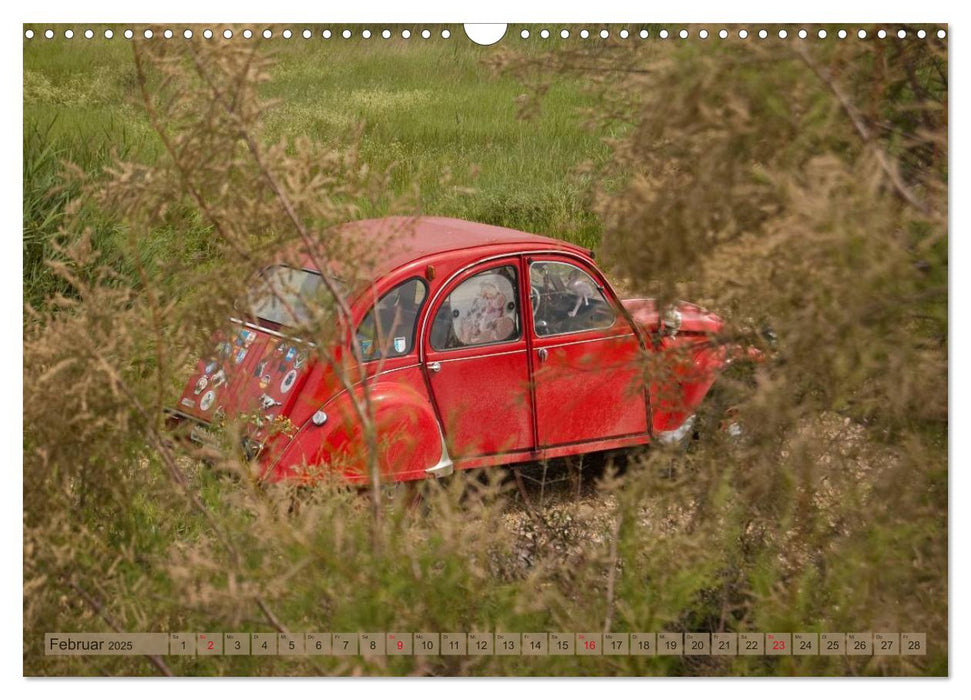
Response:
44,632,927,657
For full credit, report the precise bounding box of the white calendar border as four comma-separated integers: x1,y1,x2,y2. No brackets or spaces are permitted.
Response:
5,0,963,698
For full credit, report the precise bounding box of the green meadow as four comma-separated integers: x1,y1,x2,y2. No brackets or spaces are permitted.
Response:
24,27,610,308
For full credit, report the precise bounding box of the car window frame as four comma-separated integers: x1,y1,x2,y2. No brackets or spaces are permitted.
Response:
427,262,525,353
356,276,429,362
526,259,619,339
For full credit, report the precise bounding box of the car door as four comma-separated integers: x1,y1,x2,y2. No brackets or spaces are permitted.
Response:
527,256,648,448
422,259,535,459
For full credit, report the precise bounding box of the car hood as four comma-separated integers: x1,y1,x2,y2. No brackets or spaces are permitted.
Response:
174,323,312,427
621,298,724,335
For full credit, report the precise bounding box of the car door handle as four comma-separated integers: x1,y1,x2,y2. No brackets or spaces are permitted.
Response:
537,348,548,363
427,361,442,373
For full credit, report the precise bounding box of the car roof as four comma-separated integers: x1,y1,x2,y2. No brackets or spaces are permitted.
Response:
316,216,590,279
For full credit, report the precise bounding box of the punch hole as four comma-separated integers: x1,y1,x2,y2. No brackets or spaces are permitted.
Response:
738,29,748,39
282,29,292,39
560,29,570,39
302,29,311,39
698,29,708,39
382,29,391,39
104,29,113,39
620,29,629,39
877,29,887,39
815,29,824,39
203,29,213,39
600,29,609,39
917,29,926,38
718,29,728,39
540,29,550,39
85,29,94,39
679,29,688,39
639,29,648,38
263,29,272,39
464,24,506,45
342,29,351,39
441,29,451,39
422,29,431,39
242,29,252,39
323,29,332,39
520,29,529,39
64,29,74,39
758,29,768,39
124,29,133,39
938,29,946,38
223,29,232,39
143,29,153,39
184,29,194,39
897,29,906,38
163,29,173,39
24,29,34,39
402,29,411,39
580,29,589,39
857,29,867,39
778,29,788,39
838,29,847,39
659,29,668,39
362,29,372,39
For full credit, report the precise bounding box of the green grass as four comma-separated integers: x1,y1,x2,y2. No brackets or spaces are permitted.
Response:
23,29,610,310
260,38,606,242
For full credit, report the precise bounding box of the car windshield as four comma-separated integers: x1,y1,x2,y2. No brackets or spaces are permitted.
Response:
247,266,345,327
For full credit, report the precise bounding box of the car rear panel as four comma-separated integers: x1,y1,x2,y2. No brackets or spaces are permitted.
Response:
174,324,312,427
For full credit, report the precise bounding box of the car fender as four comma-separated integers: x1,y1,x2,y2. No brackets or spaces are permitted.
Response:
652,337,764,435
651,338,728,434
267,378,448,484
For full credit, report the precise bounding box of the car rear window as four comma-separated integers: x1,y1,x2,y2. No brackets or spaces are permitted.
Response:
248,266,344,327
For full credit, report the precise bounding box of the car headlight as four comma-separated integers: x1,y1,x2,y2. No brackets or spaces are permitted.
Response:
663,307,682,335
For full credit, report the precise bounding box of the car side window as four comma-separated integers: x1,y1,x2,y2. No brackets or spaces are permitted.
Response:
356,277,428,360
528,261,616,337
430,265,521,351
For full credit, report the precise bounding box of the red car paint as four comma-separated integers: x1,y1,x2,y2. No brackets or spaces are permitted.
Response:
170,217,744,485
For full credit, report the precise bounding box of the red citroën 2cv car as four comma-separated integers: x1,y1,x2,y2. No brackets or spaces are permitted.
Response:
170,217,746,485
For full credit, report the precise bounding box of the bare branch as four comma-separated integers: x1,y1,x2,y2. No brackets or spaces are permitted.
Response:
794,44,930,215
